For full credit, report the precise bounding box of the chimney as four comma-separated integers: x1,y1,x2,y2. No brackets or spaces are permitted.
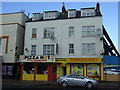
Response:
96,2,100,11
62,2,67,13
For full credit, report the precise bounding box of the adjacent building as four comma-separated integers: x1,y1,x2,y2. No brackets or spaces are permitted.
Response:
0,12,29,79
18,3,104,81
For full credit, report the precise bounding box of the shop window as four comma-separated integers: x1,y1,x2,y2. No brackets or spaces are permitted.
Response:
37,64,48,74
2,65,7,75
87,64,100,76
2,65,13,75
72,64,83,75
7,66,13,75
23,63,34,74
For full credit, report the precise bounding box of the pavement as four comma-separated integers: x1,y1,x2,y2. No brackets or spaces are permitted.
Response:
1,79,120,89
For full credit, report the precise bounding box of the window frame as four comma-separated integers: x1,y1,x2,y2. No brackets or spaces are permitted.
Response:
43,27,55,39
82,43,95,55
43,44,55,55
69,43,74,54
69,26,74,37
31,45,36,55
32,28,37,39
82,26,95,37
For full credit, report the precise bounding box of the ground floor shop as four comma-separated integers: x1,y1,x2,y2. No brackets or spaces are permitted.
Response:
2,63,19,79
19,56,103,81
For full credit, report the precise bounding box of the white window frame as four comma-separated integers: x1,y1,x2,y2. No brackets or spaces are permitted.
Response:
69,26,74,37
43,44,55,55
43,27,55,39
0,38,2,53
32,28,37,38
69,44,74,54
82,26,95,37
82,43,95,55
31,45,36,55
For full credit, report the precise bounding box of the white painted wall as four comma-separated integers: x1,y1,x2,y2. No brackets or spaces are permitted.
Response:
1,24,17,63
1,12,28,63
24,16,103,58
1,12,28,26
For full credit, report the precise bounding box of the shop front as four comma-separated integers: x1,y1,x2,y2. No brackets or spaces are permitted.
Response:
18,56,103,81
56,57,103,81
18,55,56,81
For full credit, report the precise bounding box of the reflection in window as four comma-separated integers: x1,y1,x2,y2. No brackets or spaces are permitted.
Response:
37,64,48,74
24,63,34,74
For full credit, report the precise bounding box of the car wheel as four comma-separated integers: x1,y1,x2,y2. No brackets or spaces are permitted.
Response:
86,82,93,88
61,81,68,88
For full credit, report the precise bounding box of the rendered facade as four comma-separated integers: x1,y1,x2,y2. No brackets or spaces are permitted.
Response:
19,3,104,81
0,12,29,78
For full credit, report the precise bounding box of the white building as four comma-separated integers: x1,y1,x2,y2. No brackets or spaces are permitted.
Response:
0,12,29,78
19,3,104,81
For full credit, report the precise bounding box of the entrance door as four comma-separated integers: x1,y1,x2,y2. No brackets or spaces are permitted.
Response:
62,67,66,76
52,67,57,80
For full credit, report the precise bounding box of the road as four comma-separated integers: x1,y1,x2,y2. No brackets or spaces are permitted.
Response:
2,79,120,90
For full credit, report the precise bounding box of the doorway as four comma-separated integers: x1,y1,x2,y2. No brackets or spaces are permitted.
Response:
62,67,66,76
52,67,57,80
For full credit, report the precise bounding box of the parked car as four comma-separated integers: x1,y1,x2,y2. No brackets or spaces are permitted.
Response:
57,74,97,88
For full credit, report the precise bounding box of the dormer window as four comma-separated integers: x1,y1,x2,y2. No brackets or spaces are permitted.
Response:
43,11,60,20
81,8,95,17
32,13,43,21
68,9,77,18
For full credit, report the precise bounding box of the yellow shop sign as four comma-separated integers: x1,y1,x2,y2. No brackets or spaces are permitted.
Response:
67,58,102,63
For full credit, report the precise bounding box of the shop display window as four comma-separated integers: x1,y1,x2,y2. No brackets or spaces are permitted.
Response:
24,63,34,74
37,64,48,74
2,65,7,75
87,64,100,76
2,65,13,75
7,66,13,75
72,64,83,75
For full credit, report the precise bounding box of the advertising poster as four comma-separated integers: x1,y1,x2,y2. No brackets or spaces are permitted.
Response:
72,64,83,75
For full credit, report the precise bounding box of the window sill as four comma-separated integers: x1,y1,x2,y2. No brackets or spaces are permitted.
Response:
68,53,75,56
82,36,96,37
31,38,37,40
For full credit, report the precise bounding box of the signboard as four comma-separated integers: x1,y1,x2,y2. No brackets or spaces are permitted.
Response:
67,58,102,63
18,55,55,62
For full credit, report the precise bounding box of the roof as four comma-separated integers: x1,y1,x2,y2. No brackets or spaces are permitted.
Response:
26,6,102,23
0,12,29,18
68,9,76,11
81,7,95,10
44,10,59,13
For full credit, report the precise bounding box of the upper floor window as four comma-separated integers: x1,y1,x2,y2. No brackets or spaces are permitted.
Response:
82,43,95,55
81,8,95,17
0,38,2,53
82,26,95,37
43,44,55,55
69,44,74,54
44,27,55,39
31,45,36,55
44,11,60,20
68,10,77,18
69,26,74,37
32,28,37,38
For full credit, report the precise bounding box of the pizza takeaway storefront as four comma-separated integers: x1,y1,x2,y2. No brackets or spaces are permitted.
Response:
18,55,104,81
